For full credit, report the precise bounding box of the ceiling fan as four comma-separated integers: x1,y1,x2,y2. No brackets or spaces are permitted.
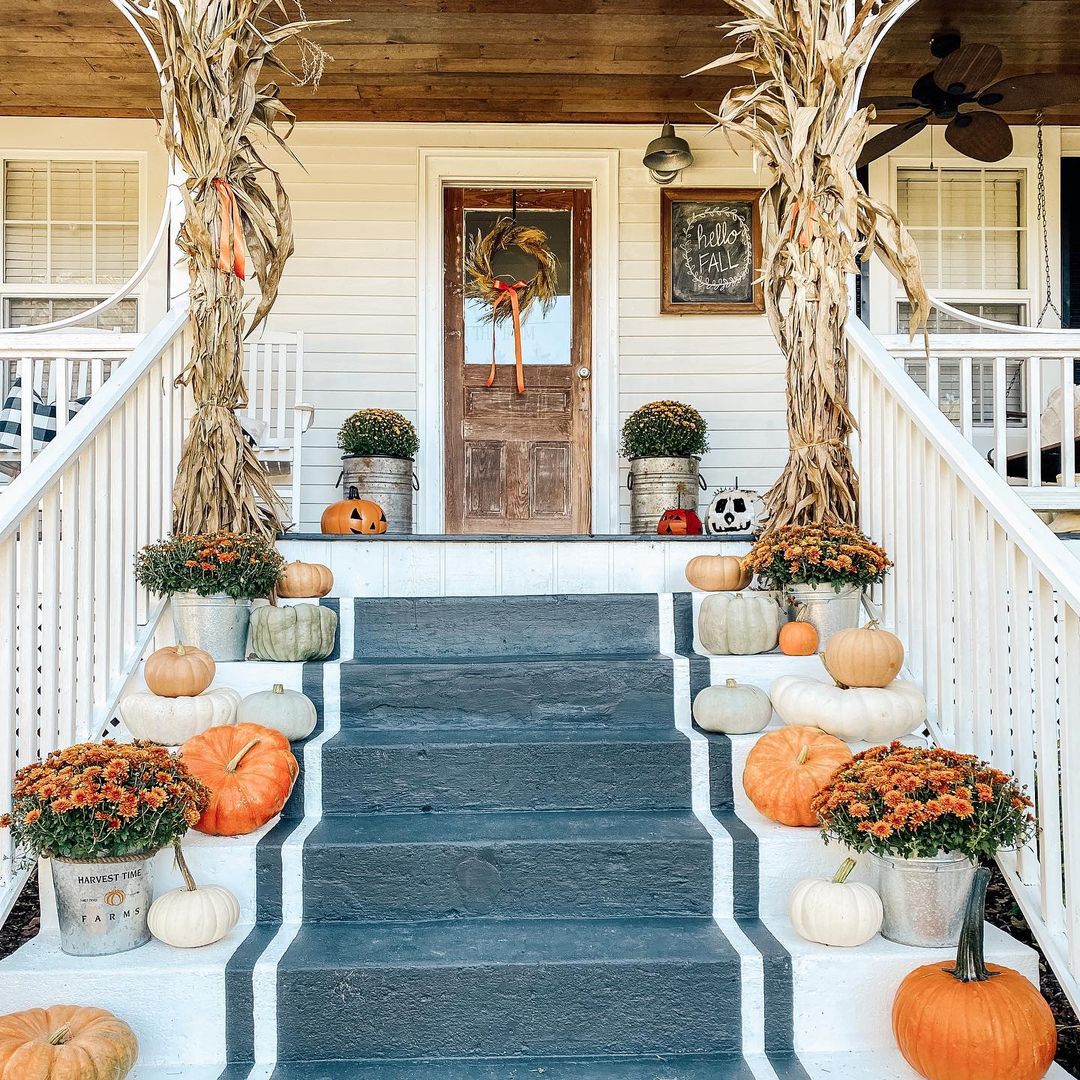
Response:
859,32,1080,167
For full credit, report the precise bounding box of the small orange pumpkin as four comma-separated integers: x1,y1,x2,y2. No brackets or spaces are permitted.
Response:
181,723,298,836
0,1005,138,1079
779,621,819,656
893,867,1057,1080
742,725,852,827
658,508,703,536
685,554,752,592
144,644,216,698
278,560,334,598
823,620,905,688
320,487,388,535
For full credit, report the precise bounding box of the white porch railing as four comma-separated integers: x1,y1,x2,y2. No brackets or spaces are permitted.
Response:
849,315,1080,1014
0,304,189,920
881,334,1080,511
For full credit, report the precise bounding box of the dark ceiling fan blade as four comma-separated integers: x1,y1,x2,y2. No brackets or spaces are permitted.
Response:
980,73,1080,112
945,110,1014,162
864,96,924,112
933,43,1003,95
857,115,930,168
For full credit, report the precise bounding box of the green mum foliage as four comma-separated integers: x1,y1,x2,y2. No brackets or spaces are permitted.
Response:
621,400,709,459
338,409,420,459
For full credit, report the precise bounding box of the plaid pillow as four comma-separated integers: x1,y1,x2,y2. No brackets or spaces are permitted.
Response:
0,381,91,453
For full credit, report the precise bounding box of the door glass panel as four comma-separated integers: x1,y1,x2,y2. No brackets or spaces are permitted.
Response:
463,208,572,366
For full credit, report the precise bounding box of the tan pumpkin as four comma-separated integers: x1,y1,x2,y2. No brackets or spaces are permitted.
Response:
0,1004,138,1079
278,561,334,599
822,621,904,688
685,555,752,592
742,725,853,827
144,644,215,698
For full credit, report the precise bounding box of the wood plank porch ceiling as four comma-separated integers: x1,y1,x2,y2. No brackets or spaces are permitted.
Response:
3,0,1079,125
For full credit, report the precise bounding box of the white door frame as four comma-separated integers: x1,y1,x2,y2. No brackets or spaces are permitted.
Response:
417,148,620,534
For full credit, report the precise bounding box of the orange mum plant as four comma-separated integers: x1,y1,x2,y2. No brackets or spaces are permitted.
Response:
811,743,1035,861
135,529,284,599
743,522,891,593
0,741,209,862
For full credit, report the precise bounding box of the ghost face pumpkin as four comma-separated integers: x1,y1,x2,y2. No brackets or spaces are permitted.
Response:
658,508,704,536
320,487,388,535
705,486,764,535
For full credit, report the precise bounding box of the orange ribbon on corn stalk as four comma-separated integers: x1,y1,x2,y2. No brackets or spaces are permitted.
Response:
486,278,527,395
213,178,247,280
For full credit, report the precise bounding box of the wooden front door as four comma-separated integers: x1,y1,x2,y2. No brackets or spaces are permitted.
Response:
444,188,592,534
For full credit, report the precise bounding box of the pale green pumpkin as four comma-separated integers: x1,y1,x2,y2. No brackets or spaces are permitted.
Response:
249,603,337,662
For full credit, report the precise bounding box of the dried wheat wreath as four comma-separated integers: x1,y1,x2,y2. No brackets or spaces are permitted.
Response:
464,217,559,322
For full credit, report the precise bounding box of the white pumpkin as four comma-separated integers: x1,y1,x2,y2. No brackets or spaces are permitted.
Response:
119,687,241,745
148,844,240,949
693,679,772,734
238,684,317,741
788,858,883,947
698,593,781,656
770,675,926,743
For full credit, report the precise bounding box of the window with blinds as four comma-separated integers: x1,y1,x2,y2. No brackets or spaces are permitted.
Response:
2,159,140,327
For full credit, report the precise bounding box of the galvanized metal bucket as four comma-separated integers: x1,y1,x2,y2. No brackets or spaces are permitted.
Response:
786,583,862,649
873,851,978,948
51,852,156,956
171,592,251,661
627,457,705,535
340,455,417,535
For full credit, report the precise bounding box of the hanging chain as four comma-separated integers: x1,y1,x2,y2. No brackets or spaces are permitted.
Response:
1036,113,1063,327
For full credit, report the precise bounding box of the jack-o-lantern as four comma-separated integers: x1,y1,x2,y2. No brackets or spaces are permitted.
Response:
320,487,388,535
705,480,765,535
658,508,703,536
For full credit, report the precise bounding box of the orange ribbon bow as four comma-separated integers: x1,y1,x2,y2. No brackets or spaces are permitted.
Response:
213,178,247,280
486,279,527,395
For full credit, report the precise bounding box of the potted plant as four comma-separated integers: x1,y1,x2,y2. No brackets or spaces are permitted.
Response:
743,523,890,644
136,530,284,660
0,741,209,956
811,742,1035,948
621,400,709,534
337,408,420,534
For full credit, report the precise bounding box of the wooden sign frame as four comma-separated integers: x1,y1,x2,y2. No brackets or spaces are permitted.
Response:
660,187,765,315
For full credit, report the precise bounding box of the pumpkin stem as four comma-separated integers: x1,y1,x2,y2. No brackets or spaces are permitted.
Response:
796,745,810,765
225,737,261,773
831,858,858,884
48,1023,72,1045
173,841,199,892
820,653,851,690
175,643,188,657
273,684,285,695
725,678,738,688
946,866,999,983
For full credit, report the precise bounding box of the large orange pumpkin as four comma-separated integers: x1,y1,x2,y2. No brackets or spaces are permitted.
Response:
779,621,819,656
742,725,852,827
181,723,298,836
144,643,216,698
0,1005,138,1079
893,867,1057,1080
321,487,388,535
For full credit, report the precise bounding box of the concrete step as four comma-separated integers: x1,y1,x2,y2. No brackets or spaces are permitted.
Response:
338,656,676,729
321,727,694,813
272,917,743,1061
293,810,713,922
352,594,662,659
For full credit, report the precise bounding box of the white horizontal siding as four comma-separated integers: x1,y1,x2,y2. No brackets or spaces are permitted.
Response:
259,123,788,531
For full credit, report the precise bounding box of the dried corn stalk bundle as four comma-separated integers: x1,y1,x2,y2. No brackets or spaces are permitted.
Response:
120,0,331,538
696,0,929,528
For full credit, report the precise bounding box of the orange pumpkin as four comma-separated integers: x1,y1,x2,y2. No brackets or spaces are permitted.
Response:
685,555,752,592
742,725,852,827
278,560,334,598
893,867,1057,1080
779,621,819,656
144,643,216,698
823,620,905,688
0,1005,138,1079
658,508,703,536
181,723,298,836
320,487,388,535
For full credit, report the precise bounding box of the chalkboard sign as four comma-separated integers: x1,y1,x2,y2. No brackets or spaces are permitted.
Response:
661,188,764,314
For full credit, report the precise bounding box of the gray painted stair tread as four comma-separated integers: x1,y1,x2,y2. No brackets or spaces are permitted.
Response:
306,809,709,846
344,653,667,665
265,1055,756,1078
328,727,688,748
281,917,739,969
